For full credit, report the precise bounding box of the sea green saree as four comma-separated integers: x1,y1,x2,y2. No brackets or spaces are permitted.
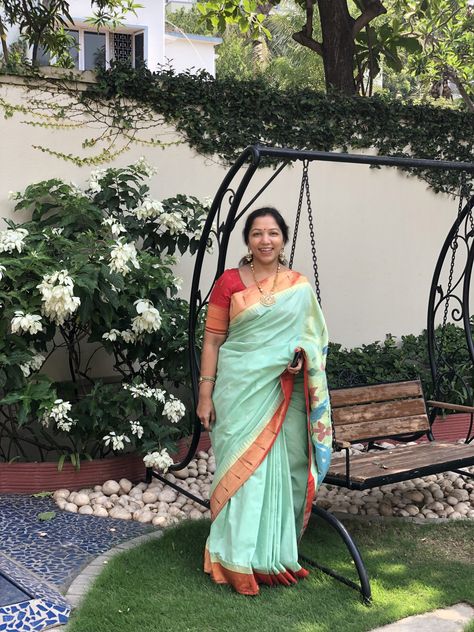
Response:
204,269,332,595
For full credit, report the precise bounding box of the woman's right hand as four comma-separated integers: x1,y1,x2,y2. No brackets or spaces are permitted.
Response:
197,396,216,431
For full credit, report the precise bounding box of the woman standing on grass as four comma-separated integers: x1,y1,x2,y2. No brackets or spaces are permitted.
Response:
197,207,332,595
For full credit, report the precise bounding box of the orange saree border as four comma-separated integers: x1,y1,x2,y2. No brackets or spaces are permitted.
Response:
229,270,307,322
301,354,316,536
204,547,309,596
210,370,295,521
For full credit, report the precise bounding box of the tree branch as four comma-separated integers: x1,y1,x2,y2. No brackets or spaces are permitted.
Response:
352,0,386,38
292,31,323,55
292,0,323,57
0,18,9,64
444,68,474,113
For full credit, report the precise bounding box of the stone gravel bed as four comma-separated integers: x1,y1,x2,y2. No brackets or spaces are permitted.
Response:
53,444,474,524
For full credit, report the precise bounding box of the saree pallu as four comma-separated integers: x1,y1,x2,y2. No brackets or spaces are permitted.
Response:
204,270,332,595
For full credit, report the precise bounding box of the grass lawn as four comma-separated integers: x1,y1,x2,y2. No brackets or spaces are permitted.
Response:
68,516,474,632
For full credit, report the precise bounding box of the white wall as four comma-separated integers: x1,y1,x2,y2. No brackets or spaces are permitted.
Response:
165,34,218,76
0,77,461,349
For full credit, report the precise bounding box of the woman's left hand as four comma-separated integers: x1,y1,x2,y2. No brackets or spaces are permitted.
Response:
287,347,304,375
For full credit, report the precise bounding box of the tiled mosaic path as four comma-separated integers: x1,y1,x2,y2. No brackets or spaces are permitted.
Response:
0,494,153,631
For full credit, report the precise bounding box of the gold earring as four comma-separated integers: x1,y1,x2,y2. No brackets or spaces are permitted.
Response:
245,248,253,263
279,249,287,265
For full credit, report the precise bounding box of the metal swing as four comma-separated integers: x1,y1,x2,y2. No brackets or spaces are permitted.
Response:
146,146,474,604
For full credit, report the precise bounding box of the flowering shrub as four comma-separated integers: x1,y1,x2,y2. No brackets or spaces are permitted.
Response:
0,158,210,468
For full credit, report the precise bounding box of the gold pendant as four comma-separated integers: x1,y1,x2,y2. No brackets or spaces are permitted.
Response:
260,293,276,307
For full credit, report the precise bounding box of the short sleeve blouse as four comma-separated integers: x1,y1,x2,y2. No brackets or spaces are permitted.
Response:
204,269,245,336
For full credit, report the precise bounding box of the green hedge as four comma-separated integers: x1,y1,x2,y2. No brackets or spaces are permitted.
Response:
87,63,474,194
326,324,473,405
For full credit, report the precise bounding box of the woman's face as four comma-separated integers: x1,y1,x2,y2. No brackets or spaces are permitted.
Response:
247,215,284,267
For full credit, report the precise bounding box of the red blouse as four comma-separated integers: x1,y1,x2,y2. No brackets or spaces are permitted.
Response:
205,269,245,335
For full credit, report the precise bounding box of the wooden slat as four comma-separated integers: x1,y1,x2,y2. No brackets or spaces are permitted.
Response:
336,415,429,442
328,441,474,483
332,398,426,426
330,380,423,408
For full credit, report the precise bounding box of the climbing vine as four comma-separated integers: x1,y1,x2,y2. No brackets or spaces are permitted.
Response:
2,62,474,193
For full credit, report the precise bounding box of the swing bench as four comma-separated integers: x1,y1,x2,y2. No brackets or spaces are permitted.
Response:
147,145,474,604
326,378,474,490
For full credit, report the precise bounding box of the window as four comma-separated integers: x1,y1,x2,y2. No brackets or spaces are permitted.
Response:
84,31,106,70
135,33,144,66
66,30,80,68
36,28,145,71
112,32,133,63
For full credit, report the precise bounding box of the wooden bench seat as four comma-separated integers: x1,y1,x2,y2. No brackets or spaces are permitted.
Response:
324,379,474,490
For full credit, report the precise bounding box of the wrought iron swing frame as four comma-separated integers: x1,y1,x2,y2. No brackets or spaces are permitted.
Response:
147,145,474,605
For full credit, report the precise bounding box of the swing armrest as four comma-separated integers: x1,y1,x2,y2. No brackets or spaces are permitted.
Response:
335,439,351,450
427,400,474,414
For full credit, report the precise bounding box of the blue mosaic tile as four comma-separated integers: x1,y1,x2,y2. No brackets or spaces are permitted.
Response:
0,494,152,592
0,573,31,607
0,555,67,606
0,540,91,588
0,491,155,630
0,598,70,632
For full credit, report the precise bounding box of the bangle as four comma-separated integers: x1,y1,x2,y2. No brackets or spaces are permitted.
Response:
199,375,216,384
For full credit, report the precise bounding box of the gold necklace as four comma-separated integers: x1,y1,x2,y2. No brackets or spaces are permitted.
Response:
250,261,281,306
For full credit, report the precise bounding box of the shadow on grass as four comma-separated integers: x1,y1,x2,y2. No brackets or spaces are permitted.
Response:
68,517,474,632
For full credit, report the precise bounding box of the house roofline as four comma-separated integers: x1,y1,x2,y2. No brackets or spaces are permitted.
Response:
165,31,222,45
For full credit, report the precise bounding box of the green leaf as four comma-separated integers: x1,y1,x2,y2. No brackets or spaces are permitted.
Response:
57,454,66,472
32,491,53,498
37,511,56,521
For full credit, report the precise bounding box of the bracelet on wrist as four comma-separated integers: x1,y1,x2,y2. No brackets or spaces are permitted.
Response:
199,375,216,384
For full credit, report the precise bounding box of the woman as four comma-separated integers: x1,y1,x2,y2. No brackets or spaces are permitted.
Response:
197,207,332,595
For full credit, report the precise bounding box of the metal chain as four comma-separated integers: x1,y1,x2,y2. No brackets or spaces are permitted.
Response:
304,162,322,305
289,162,306,269
290,160,322,304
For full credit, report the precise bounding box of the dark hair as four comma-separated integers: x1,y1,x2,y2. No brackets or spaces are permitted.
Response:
242,207,290,245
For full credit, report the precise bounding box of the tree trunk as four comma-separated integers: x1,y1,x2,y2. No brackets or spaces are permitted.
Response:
317,0,356,95
0,19,9,65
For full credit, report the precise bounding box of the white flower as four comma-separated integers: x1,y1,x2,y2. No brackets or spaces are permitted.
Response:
159,212,186,236
109,239,140,275
88,168,107,194
20,363,31,377
143,448,174,472
102,218,126,237
42,398,76,431
134,199,164,221
131,299,162,334
0,265,6,280
37,270,81,325
30,352,45,371
11,311,43,335
173,276,183,291
51,227,64,236
102,329,120,342
130,420,144,439
123,382,166,402
69,182,83,197
20,350,45,376
103,431,131,451
8,191,18,201
50,399,72,420
120,329,136,344
57,418,75,432
0,228,28,253
163,395,186,424
134,156,157,178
